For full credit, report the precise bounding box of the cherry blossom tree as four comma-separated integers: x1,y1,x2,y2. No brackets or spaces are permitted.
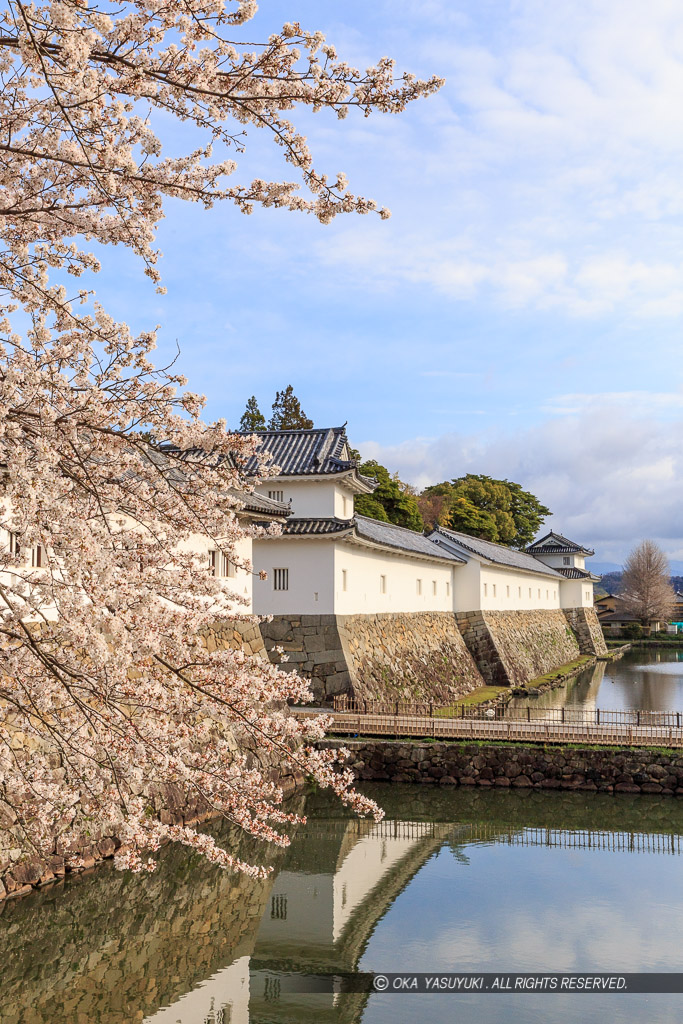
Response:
0,0,442,876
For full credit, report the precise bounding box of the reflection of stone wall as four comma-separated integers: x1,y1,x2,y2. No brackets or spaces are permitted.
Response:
323,738,683,795
455,609,581,687
1,761,306,900
0,817,290,1024
563,607,608,656
260,612,484,703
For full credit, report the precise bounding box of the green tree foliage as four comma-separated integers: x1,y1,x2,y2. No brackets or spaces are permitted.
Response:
446,495,499,541
268,386,314,430
420,474,550,548
353,496,389,522
239,395,266,432
355,460,424,532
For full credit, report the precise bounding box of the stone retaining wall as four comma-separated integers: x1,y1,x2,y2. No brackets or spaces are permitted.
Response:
337,612,484,704
563,607,608,657
455,609,581,688
259,615,349,700
321,739,683,795
260,612,484,704
205,617,268,657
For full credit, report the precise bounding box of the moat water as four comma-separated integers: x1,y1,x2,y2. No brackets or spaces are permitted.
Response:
509,648,683,714
3,783,683,1024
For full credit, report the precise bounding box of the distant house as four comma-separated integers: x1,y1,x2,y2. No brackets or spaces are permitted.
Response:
595,593,619,616
599,610,663,636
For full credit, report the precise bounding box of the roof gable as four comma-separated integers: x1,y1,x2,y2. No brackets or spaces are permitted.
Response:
527,531,595,556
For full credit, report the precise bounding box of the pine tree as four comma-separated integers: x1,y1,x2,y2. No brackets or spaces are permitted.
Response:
239,396,266,432
268,386,314,430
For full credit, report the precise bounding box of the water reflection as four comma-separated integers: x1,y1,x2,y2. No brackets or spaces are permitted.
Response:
2,786,683,1024
510,649,683,713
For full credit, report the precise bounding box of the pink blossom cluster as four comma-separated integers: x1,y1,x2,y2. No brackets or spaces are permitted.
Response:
0,0,441,874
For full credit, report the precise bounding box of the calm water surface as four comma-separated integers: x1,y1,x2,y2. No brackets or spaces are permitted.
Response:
2,783,683,1024
510,648,683,713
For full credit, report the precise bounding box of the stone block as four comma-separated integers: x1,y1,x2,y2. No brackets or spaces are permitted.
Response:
303,635,327,653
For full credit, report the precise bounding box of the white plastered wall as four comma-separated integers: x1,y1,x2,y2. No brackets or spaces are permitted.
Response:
333,541,455,615
480,565,562,610
0,521,256,621
254,478,355,519
252,538,335,615
559,578,594,608
534,551,587,571
175,531,254,613
449,556,563,613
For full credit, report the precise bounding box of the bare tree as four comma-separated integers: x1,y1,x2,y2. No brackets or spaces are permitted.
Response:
620,540,675,624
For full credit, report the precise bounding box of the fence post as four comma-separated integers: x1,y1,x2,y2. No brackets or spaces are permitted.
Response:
527,707,530,722
596,708,600,725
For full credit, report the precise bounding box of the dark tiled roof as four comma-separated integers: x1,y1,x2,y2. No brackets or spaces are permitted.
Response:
556,567,599,580
240,426,365,477
527,531,595,556
355,517,466,562
431,527,565,578
599,611,643,623
137,446,290,518
236,490,291,517
284,517,354,536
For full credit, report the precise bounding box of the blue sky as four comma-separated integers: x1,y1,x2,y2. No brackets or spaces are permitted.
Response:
93,0,683,564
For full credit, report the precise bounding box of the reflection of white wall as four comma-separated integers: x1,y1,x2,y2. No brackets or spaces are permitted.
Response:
331,827,433,941
142,954,250,1024
257,871,334,947
257,822,436,950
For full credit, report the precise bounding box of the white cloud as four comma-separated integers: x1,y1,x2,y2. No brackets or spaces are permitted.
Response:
357,395,683,561
312,0,683,317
